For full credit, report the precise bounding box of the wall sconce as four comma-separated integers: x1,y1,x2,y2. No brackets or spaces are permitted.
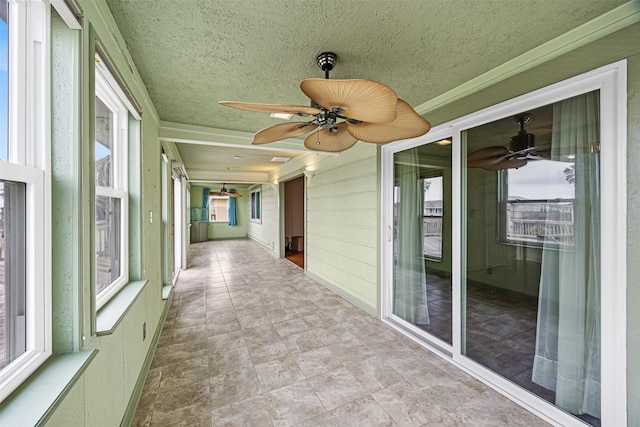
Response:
303,170,315,179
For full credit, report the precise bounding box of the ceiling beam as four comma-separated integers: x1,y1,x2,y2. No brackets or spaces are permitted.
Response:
187,169,270,184
159,120,314,153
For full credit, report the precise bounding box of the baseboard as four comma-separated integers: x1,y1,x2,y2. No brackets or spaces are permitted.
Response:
305,270,377,317
120,291,174,427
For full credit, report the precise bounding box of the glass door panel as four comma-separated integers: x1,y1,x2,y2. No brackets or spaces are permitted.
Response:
462,92,601,425
393,140,452,344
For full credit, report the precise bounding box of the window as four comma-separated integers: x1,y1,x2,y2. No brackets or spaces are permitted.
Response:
94,54,129,309
208,195,229,222
0,0,51,401
250,187,261,222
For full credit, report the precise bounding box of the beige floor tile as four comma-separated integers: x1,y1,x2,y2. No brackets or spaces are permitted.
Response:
372,380,446,427
329,395,397,427
133,240,548,427
254,357,306,392
265,381,326,427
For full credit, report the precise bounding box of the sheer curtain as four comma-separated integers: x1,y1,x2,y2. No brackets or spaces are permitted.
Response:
393,148,429,325
532,91,601,418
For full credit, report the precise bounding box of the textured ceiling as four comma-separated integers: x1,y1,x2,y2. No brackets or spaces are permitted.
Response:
106,0,627,181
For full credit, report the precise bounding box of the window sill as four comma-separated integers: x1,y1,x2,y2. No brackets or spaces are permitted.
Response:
96,279,148,336
162,284,172,300
0,350,98,426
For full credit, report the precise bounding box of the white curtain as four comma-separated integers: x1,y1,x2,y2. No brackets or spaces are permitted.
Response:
393,148,429,325
532,91,601,418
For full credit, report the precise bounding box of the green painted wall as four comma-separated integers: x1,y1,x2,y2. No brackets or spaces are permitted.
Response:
247,183,279,251
268,145,379,314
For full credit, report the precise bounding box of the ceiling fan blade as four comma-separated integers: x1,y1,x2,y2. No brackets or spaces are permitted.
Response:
304,123,358,152
219,101,321,116
252,122,316,145
481,158,528,170
209,191,224,196
345,99,431,144
466,146,510,168
300,78,397,123
222,192,242,198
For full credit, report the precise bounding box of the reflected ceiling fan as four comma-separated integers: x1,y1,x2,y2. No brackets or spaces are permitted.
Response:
467,113,548,170
219,52,431,153
209,184,242,198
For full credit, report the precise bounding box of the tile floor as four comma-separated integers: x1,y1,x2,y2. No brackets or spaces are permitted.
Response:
419,274,553,401
132,239,548,427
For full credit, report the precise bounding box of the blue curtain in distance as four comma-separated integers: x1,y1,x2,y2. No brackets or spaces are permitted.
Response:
228,190,238,226
202,188,210,220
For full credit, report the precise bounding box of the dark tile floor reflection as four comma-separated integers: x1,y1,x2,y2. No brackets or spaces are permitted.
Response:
420,274,600,427
132,240,548,427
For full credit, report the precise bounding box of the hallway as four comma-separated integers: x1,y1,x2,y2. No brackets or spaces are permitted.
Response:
133,239,546,426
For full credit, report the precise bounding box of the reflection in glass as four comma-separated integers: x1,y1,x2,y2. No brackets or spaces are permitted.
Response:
95,97,113,188
463,91,600,425
95,195,121,294
0,180,27,369
423,176,443,259
393,141,452,344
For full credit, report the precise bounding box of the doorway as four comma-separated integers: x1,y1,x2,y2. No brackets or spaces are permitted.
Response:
284,176,305,268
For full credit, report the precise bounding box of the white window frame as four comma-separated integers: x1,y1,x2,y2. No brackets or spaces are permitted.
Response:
250,186,261,223
381,60,627,426
94,58,129,310
0,0,52,402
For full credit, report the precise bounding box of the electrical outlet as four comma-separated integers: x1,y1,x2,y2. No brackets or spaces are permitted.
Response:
143,322,146,340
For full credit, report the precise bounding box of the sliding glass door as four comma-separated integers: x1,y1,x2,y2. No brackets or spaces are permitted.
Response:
463,91,600,424
382,62,626,426
392,140,452,345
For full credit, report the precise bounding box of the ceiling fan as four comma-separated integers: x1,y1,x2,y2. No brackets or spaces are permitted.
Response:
219,52,431,153
466,113,548,170
209,184,242,198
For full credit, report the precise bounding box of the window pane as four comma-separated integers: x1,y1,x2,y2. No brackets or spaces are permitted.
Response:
393,141,452,344
251,190,261,220
0,180,27,369
423,176,443,259
95,195,121,294
0,0,8,162
463,92,600,425
95,97,113,188
506,161,575,245
209,196,229,222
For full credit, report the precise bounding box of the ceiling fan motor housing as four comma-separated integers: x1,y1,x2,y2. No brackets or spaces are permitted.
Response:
510,130,535,152
510,113,535,152
316,52,337,72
